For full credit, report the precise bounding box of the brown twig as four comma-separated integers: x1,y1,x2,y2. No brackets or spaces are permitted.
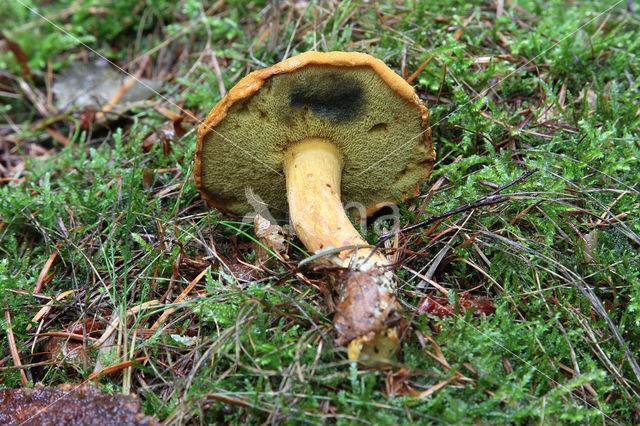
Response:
370,168,539,257
4,307,29,386
88,356,147,381
33,249,58,293
206,393,251,408
435,62,447,106
406,56,434,85
35,331,98,342
372,0,385,25
150,267,208,331
210,54,226,97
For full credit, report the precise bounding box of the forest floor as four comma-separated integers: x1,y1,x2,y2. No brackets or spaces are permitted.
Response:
1,0,639,423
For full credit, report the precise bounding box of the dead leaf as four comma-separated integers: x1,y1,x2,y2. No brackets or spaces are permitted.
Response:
228,261,260,284
43,337,89,368
253,213,288,264
43,318,103,369
141,118,185,154
417,293,495,318
578,230,598,263
384,368,451,399
385,368,419,397
575,87,598,115
421,331,451,371
142,168,155,189
0,383,159,425
0,32,32,80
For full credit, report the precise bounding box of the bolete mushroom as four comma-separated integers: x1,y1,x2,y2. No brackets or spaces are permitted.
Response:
195,51,434,360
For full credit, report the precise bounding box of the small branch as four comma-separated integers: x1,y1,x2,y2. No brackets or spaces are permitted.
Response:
478,168,538,201
374,196,509,251
406,56,434,85
33,248,58,293
369,168,539,259
4,307,29,386
88,356,147,381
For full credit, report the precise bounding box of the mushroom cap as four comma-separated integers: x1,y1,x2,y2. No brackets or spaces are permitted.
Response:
195,51,434,217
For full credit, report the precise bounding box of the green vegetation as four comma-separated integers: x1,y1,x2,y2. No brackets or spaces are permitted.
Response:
1,0,639,423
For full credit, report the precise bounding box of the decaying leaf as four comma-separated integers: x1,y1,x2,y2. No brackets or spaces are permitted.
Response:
578,230,598,263
0,383,159,425
384,368,452,399
141,118,186,154
141,168,155,190
1,31,32,80
385,368,418,397
418,293,495,318
253,213,288,264
43,318,104,370
227,261,260,284
43,338,88,368
576,87,599,115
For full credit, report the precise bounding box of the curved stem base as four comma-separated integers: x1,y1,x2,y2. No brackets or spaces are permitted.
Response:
284,138,401,362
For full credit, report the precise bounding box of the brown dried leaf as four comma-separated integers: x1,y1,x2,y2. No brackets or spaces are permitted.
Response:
385,368,419,397
578,230,598,263
141,118,185,154
421,331,451,371
417,293,495,318
576,88,598,114
1,32,32,80
142,168,155,189
43,337,88,368
228,261,260,283
253,213,288,264
43,318,103,368
0,383,159,425
384,368,451,400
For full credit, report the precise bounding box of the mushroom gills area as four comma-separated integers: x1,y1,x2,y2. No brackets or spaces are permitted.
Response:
284,138,400,361
199,65,431,216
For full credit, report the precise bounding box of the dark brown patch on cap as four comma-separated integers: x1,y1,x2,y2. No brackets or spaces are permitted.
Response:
289,73,364,124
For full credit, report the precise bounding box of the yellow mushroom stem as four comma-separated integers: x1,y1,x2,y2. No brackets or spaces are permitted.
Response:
284,138,402,361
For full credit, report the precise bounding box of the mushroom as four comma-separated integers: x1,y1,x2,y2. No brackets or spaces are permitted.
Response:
195,51,434,360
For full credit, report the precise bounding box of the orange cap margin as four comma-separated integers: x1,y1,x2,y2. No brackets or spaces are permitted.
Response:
194,51,432,215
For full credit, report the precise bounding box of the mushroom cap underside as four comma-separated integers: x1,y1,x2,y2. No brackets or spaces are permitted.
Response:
195,51,434,216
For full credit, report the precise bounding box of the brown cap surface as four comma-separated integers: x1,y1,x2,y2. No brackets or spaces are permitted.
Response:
195,51,434,216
